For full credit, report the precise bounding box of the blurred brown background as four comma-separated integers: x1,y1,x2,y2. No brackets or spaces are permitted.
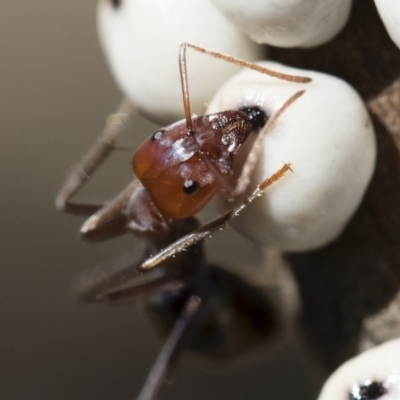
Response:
0,2,317,399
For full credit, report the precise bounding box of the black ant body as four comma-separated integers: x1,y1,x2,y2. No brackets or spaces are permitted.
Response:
56,43,310,400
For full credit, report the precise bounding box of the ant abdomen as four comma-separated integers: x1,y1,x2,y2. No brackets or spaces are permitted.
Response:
145,265,277,363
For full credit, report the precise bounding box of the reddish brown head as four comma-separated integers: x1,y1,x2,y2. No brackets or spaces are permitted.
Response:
132,111,254,220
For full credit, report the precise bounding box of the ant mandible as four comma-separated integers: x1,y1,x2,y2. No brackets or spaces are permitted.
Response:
56,43,310,400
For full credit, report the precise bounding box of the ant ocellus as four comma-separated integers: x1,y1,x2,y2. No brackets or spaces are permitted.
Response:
56,43,310,400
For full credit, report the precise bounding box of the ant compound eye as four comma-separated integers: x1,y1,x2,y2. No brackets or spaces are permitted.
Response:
349,381,387,400
151,129,165,141
238,106,268,130
183,180,200,195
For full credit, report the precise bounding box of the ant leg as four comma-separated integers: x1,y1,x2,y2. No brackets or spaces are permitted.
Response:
138,164,291,272
77,254,178,303
233,90,305,197
137,296,202,400
79,256,202,400
78,179,141,242
55,98,136,216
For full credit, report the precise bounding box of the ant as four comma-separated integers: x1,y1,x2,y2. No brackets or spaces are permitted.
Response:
56,43,310,400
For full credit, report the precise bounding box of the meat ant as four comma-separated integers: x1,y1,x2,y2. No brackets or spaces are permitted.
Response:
56,43,310,400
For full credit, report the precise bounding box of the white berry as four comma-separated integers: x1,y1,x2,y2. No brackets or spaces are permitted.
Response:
208,62,376,251
318,339,400,400
375,0,400,50
97,0,262,124
210,0,352,48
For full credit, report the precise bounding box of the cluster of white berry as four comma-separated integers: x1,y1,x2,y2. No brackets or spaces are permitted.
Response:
96,1,400,398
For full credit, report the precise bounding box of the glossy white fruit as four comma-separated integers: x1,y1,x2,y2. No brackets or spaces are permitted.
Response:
375,0,400,50
208,62,376,251
210,0,352,47
97,0,262,124
318,339,400,400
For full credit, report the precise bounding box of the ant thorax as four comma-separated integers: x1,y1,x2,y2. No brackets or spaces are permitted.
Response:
131,110,255,221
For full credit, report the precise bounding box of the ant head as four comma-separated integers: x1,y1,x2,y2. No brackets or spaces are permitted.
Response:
132,110,254,220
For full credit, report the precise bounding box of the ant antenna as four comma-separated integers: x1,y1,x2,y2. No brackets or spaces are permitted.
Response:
179,44,194,135
184,43,312,83
233,90,305,196
178,43,311,136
